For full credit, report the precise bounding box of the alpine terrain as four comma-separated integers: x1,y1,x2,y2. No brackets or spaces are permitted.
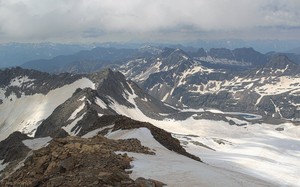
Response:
0,46,299,187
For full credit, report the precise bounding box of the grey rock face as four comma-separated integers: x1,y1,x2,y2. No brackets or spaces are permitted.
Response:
0,67,83,99
0,132,31,164
35,68,177,138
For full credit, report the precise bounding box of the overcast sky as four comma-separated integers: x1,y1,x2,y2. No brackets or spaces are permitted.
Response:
0,0,299,43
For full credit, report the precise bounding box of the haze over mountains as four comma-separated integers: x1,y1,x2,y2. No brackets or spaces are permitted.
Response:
20,45,299,74
1,40,300,68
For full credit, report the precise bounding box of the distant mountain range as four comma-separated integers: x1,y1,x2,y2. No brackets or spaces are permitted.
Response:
0,40,300,68
0,43,94,68
21,46,270,73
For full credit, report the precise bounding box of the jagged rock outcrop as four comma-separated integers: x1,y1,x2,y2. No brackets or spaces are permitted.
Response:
0,135,164,187
0,132,31,164
0,67,83,98
36,111,201,162
112,116,202,162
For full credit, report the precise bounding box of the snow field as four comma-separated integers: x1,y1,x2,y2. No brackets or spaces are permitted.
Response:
106,89,300,186
0,78,95,141
107,128,273,187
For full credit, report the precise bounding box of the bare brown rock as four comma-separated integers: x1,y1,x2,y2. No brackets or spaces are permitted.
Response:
0,135,162,187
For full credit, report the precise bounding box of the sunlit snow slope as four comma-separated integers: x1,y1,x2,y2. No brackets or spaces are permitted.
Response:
0,78,95,141
107,128,273,187
104,89,300,187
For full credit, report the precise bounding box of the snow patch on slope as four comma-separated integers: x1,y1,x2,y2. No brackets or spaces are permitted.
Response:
82,124,114,138
198,56,251,66
253,76,300,96
95,97,107,109
22,137,52,150
63,112,86,136
68,103,85,120
0,160,8,172
0,78,95,141
10,76,35,87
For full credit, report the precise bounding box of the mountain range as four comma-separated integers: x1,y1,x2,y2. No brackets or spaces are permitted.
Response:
0,45,300,186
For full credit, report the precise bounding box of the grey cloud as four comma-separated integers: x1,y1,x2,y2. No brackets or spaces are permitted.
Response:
0,0,299,42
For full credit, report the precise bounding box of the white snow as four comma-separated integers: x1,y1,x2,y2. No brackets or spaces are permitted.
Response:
162,119,300,186
141,97,148,102
198,56,251,66
162,92,169,102
255,95,264,106
108,84,155,123
0,160,8,172
68,103,85,120
226,117,249,125
132,61,162,81
108,128,273,187
182,108,205,113
182,55,189,60
10,76,35,87
245,83,254,89
78,96,86,101
22,137,52,150
254,76,300,96
0,78,95,141
205,108,224,114
95,97,107,109
63,112,85,136
182,120,300,186
82,124,114,138
104,95,299,186
270,99,282,118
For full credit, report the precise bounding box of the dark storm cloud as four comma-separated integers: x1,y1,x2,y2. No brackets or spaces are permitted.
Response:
0,0,299,42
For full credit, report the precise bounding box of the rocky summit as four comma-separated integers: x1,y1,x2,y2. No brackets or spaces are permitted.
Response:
0,135,165,187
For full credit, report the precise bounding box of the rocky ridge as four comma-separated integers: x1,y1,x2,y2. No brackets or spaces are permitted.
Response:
0,67,83,101
0,114,201,186
0,135,165,187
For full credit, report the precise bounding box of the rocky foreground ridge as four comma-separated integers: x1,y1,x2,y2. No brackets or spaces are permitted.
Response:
1,135,165,187
0,115,201,186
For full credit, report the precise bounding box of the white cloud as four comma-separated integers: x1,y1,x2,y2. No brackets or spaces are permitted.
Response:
0,0,299,42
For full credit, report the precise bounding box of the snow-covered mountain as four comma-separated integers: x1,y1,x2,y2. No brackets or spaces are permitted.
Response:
189,47,267,68
124,52,300,122
0,62,300,186
0,67,175,141
21,46,268,74
118,47,266,83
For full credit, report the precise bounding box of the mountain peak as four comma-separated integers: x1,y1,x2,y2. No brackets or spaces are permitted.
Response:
265,55,297,69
